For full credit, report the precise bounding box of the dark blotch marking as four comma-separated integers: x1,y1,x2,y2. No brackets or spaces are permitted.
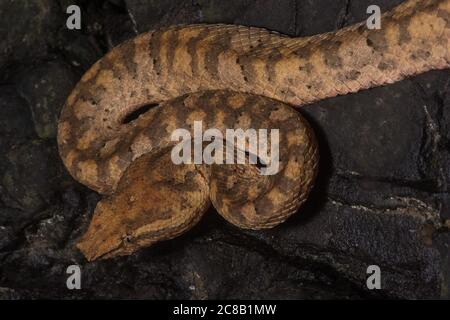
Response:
118,39,138,77
204,32,232,80
366,31,388,51
347,70,361,80
149,31,163,76
437,9,450,28
356,24,367,35
299,62,314,75
398,19,412,45
292,43,313,60
378,61,391,71
237,55,257,84
413,49,431,61
100,55,123,80
321,39,343,68
265,49,284,83
255,197,274,218
186,29,212,77
165,30,179,71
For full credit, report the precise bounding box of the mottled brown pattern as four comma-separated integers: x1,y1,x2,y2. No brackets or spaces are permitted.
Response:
57,0,450,261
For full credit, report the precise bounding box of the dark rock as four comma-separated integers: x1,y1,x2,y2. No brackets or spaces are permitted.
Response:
0,207,24,226
0,287,21,300
0,86,35,140
411,70,450,191
15,61,78,139
54,31,104,72
52,1,137,66
176,233,361,299
102,1,138,47
0,225,16,251
303,79,425,181
241,199,443,299
125,0,187,31
296,0,347,36
234,0,297,35
125,0,297,33
61,188,82,209
0,0,62,76
0,140,59,213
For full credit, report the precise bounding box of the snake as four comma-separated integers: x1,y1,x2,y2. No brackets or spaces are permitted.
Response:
57,0,450,261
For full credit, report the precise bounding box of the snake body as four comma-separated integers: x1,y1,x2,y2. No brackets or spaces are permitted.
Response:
57,0,450,261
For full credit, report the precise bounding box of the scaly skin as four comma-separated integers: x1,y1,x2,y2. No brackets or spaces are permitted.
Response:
76,91,317,260
58,0,450,261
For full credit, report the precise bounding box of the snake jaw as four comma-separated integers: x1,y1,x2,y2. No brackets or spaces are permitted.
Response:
76,200,130,261
76,211,144,261
77,223,142,261
76,152,211,261
77,235,122,262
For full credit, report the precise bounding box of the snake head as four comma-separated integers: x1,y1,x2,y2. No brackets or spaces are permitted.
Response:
76,152,210,261
76,200,140,261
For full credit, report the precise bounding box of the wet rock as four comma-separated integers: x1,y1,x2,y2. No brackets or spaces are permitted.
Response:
411,70,450,191
303,79,425,181
0,207,24,226
295,68,449,299
177,234,360,299
0,287,21,300
234,0,296,34
0,86,35,140
0,225,16,251
296,0,347,36
0,0,62,76
102,1,138,47
0,140,59,213
61,188,82,209
55,31,104,72
232,197,443,299
125,0,297,33
15,61,78,139
53,0,137,67
124,0,186,31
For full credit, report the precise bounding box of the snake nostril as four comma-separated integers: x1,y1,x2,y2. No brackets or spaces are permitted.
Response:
122,103,159,124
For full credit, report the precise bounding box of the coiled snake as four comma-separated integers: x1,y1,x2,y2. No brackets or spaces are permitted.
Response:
57,0,450,261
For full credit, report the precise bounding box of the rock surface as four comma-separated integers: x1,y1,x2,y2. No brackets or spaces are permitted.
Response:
0,0,449,299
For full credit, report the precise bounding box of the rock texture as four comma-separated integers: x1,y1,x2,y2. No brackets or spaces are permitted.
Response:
0,0,448,299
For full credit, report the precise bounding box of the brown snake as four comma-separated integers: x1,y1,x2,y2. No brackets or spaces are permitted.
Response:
57,0,450,261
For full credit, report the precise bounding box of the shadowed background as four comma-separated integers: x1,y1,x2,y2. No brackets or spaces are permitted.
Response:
0,0,449,299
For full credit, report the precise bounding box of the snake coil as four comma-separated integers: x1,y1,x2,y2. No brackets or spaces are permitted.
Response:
57,0,450,260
